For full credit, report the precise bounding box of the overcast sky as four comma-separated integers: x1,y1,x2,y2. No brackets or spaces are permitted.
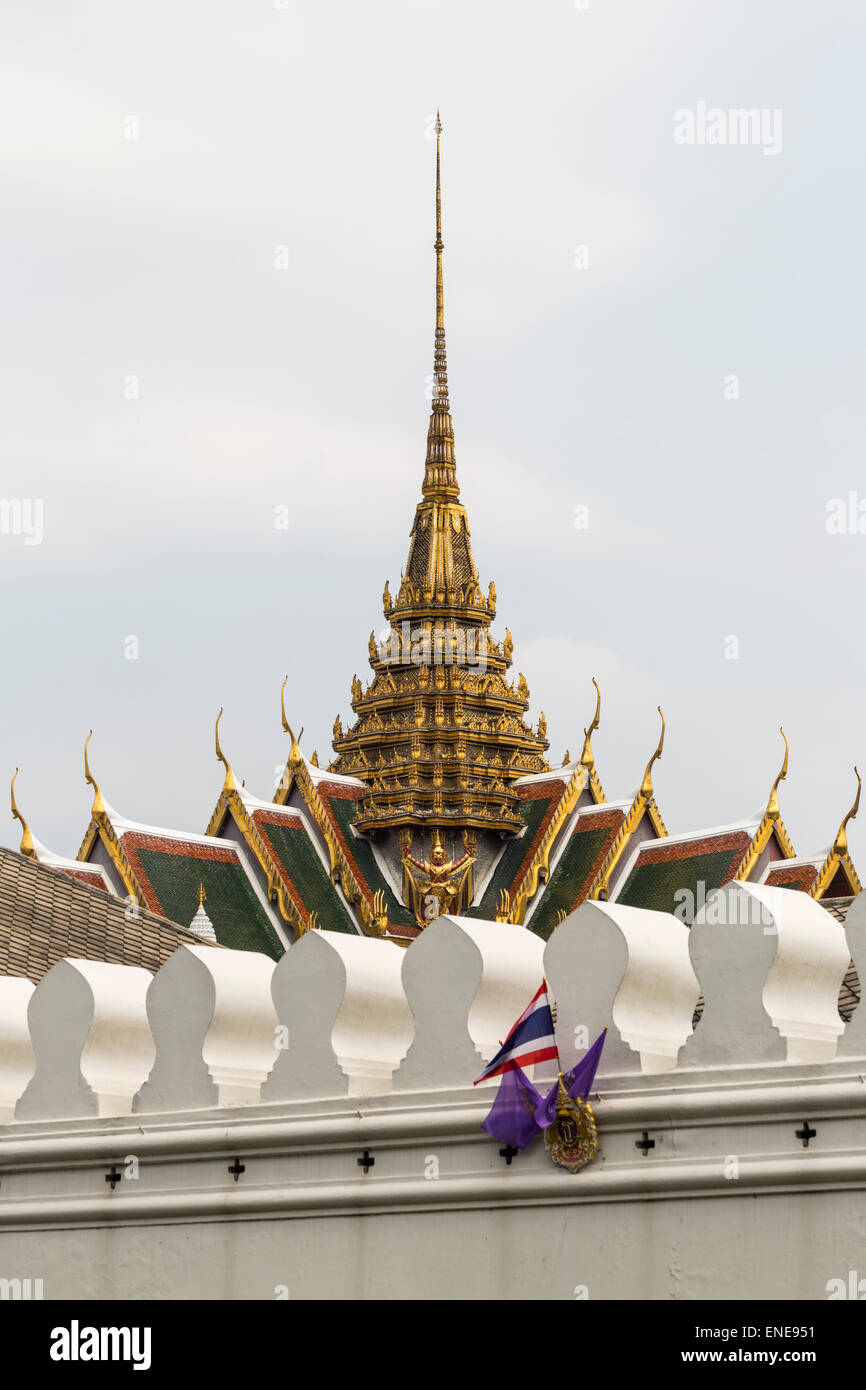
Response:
2,0,865,871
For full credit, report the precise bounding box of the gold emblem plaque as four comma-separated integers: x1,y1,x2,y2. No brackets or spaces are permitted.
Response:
544,1083,599,1174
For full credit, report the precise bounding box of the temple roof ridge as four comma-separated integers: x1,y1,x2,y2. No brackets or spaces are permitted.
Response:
646,813,762,846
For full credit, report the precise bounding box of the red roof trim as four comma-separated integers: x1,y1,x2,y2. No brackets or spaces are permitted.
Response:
119,832,240,916
503,779,569,897
312,780,376,905
61,867,111,892
251,808,314,923
565,807,625,910
764,863,818,892
632,830,752,870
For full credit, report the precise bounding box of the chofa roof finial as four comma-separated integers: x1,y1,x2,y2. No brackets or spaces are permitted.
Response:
10,768,35,858
579,676,601,772
214,708,237,793
766,726,789,819
83,730,106,817
833,766,861,857
280,675,304,766
639,707,665,799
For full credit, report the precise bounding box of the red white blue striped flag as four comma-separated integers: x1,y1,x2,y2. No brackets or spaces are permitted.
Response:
473,980,560,1084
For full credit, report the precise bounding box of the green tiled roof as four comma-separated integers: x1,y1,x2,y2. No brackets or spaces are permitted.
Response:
527,825,615,941
259,819,357,933
326,795,416,928
136,847,284,959
469,793,552,919
616,847,743,921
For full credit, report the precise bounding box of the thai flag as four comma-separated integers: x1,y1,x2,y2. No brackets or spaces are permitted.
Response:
473,981,560,1084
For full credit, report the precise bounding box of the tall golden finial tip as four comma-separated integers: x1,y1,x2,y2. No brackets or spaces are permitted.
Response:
214,708,236,793
580,676,602,770
639,706,665,799
767,726,789,817
435,109,442,135
83,730,106,817
280,678,304,765
833,765,861,856
10,768,36,858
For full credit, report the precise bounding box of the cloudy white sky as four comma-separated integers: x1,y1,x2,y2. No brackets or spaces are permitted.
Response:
2,0,865,869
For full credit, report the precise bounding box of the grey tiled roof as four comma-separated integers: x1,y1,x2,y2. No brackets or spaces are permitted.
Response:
0,844,218,983
824,898,861,1021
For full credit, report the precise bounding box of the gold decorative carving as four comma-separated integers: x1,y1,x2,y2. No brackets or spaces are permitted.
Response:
402,831,475,927
735,728,796,882
76,732,143,903
10,769,35,859
811,766,862,899
544,1077,599,1174
590,707,668,902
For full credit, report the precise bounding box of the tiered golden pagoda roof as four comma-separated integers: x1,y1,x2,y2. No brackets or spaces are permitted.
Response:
330,116,550,834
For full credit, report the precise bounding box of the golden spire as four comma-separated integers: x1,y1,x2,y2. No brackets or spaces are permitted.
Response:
280,675,304,766
833,766,861,857
765,727,789,819
579,677,601,771
197,881,206,908
639,707,665,799
83,730,106,817
424,110,458,500
10,769,35,858
435,111,443,329
214,709,237,793
332,119,550,835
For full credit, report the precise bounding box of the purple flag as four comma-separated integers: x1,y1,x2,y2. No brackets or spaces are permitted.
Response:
535,1029,607,1130
481,1064,543,1150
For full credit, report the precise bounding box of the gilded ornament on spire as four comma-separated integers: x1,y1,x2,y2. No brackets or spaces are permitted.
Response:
84,730,106,817
579,677,601,772
10,768,35,858
280,676,304,766
766,727,789,819
833,766,861,857
639,707,665,800
214,709,237,794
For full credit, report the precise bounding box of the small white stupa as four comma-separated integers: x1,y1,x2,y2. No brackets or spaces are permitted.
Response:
188,882,217,943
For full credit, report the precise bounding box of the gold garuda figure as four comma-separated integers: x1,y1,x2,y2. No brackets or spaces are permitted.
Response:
402,830,475,927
